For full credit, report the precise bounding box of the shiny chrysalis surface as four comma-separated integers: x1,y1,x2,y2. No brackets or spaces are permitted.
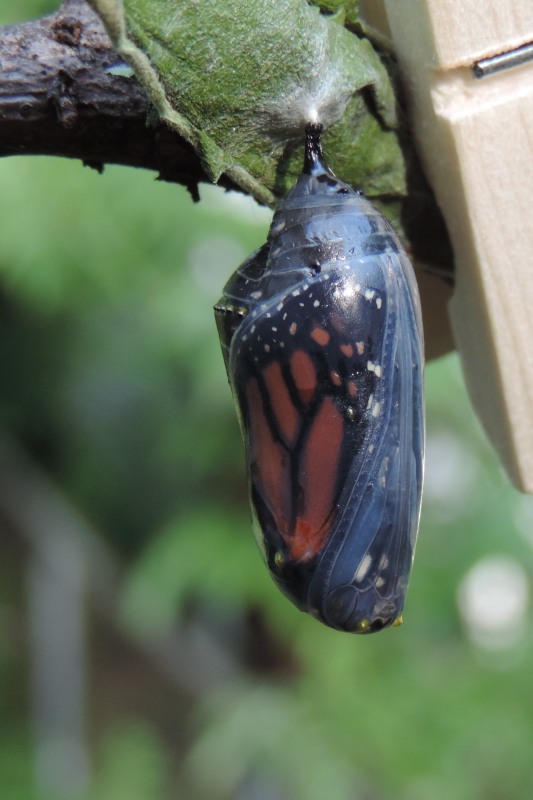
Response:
215,124,424,634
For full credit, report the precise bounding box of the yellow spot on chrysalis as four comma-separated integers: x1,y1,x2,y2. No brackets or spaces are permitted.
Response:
392,615,404,628
356,618,370,632
274,551,285,568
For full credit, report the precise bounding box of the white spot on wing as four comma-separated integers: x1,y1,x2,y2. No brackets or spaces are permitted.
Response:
354,554,372,582
378,554,389,570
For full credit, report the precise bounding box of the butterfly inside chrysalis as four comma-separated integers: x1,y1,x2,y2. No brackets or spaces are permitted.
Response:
215,123,424,633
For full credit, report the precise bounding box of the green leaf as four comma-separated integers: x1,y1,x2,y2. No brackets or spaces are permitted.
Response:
89,0,406,204
310,0,361,28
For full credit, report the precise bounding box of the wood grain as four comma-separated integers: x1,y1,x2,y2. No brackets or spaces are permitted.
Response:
361,0,533,490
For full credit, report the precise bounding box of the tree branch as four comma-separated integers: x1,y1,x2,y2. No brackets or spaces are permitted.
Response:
0,0,230,198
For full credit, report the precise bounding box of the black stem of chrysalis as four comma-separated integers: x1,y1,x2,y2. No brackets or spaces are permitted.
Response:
304,122,327,176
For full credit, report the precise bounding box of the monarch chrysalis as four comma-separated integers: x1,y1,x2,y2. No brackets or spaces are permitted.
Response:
215,124,424,633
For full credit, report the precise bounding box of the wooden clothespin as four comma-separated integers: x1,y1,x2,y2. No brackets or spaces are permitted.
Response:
360,0,533,492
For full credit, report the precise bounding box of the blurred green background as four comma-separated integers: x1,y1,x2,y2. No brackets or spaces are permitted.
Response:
2,3,533,800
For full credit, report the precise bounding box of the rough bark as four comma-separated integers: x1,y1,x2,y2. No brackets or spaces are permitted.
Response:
0,0,226,199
